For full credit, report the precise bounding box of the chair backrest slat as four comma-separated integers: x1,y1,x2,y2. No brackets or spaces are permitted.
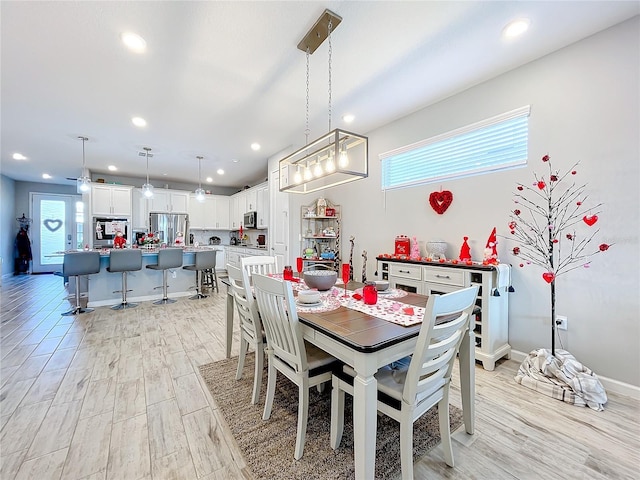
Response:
403,286,478,405
252,273,307,373
227,265,261,339
241,256,277,280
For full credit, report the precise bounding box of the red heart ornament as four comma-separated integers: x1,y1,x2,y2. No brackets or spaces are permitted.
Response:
429,190,453,215
542,272,555,283
583,215,598,226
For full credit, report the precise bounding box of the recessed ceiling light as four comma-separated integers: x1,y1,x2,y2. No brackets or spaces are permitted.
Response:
121,32,147,53
13,153,27,160
42,173,52,179
232,159,239,163
206,177,213,183
502,18,530,39
132,117,147,127
217,169,225,175
342,114,355,123
108,165,118,171
251,143,261,151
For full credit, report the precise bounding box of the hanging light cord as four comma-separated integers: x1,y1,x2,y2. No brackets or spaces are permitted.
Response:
197,156,203,189
79,136,88,174
327,17,333,132
145,148,150,184
305,46,310,146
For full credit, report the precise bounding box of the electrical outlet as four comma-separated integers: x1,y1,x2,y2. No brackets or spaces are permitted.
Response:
556,315,568,331
171,270,177,279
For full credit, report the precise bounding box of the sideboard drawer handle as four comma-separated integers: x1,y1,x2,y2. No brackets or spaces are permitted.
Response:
399,269,410,273
435,274,451,279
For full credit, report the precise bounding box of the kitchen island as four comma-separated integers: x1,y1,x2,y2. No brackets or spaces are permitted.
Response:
86,246,223,307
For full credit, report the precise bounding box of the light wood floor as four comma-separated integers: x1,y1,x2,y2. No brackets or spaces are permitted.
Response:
1,274,638,479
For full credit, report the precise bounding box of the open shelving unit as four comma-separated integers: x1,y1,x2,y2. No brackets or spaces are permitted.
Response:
300,199,341,271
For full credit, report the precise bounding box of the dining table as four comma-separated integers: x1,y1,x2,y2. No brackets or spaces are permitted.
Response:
221,277,475,480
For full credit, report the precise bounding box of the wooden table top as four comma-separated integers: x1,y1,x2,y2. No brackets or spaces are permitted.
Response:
297,282,428,353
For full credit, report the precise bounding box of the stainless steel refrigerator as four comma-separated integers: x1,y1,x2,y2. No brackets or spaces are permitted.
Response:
149,213,190,246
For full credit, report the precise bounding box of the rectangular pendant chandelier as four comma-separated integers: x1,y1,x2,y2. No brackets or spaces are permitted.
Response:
279,128,368,194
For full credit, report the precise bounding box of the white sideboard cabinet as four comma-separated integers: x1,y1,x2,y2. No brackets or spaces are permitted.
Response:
377,258,511,370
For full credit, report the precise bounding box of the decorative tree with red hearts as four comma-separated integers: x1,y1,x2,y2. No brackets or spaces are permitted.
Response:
508,154,610,356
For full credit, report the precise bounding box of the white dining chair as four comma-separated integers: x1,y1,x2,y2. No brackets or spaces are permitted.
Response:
227,264,265,404
252,273,338,460
330,285,479,480
240,255,277,281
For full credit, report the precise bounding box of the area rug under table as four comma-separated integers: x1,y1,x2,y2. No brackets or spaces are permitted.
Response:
198,355,463,479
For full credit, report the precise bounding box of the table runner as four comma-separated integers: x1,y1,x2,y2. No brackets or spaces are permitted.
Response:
264,274,420,326
296,286,423,327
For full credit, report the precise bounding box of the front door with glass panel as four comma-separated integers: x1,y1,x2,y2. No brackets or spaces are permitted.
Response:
30,193,82,273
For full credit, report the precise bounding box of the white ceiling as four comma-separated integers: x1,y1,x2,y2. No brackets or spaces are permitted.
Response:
1,1,638,190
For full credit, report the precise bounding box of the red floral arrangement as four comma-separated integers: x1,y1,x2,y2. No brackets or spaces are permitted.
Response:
142,232,160,245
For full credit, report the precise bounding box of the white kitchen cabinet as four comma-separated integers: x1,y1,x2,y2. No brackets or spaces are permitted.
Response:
91,185,133,217
150,189,189,213
256,183,269,229
132,188,150,230
189,195,231,230
213,196,230,229
215,248,226,272
188,194,211,229
230,192,245,230
377,258,511,371
225,246,267,269
245,188,258,212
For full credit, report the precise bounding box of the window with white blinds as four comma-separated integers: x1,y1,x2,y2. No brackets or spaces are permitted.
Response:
380,106,530,190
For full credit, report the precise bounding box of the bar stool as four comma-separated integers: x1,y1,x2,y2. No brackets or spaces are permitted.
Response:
183,250,217,299
146,248,183,305
60,251,101,316
107,249,143,310
201,267,219,294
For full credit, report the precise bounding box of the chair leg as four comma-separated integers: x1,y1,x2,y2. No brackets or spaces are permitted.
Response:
212,269,219,293
112,271,138,310
251,342,264,405
439,389,454,467
400,409,414,480
190,269,208,299
330,375,345,449
62,275,94,316
262,356,277,421
154,270,176,305
294,378,310,460
236,338,248,380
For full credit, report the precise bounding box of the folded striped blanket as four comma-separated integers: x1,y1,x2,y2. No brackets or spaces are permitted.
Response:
515,348,607,411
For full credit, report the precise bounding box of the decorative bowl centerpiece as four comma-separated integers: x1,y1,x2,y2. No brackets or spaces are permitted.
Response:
303,270,338,291
426,241,448,260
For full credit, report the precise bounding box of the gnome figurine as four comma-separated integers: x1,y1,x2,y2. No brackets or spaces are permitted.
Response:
459,236,472,262
483,227,499,264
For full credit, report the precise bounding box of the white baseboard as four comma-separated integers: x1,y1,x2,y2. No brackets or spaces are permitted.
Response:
88,291,193,308
510,349,640,400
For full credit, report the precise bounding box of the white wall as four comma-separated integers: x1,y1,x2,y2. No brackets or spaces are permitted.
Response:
1,175,17,277
287,17,639,386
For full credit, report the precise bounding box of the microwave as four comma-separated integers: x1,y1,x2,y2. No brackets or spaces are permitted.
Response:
93,217,129,248
243,211,257,229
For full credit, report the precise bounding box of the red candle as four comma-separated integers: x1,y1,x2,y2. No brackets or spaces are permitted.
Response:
283,266,293,280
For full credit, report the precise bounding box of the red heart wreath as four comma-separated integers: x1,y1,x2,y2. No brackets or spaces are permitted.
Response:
429,190,453,215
